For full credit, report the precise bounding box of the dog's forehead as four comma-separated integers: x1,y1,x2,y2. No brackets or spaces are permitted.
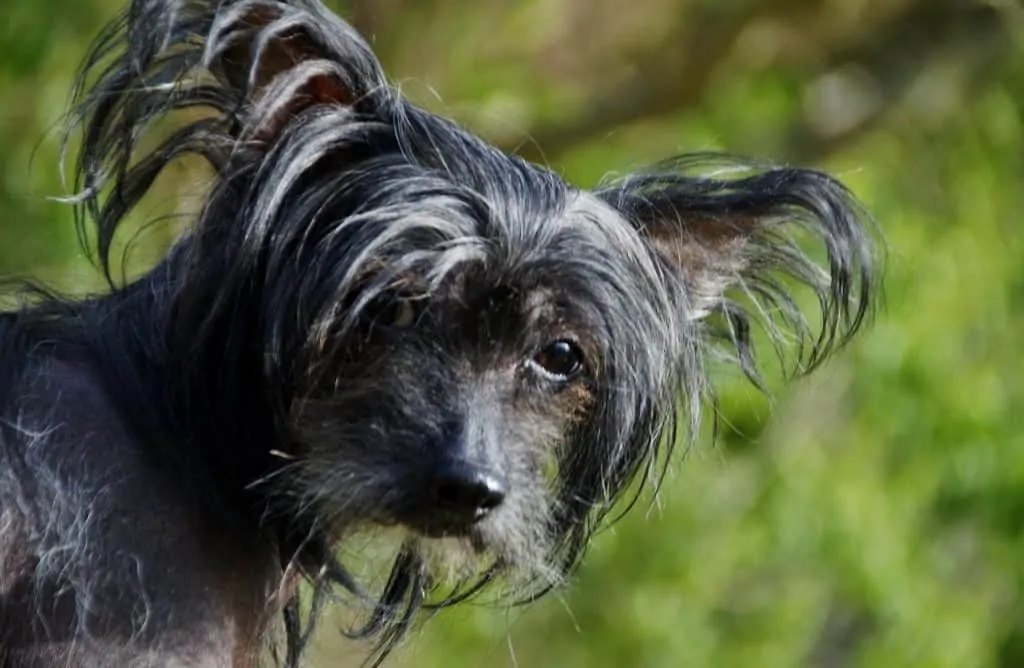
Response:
557,190,651,258
443,192,634,284
414,189,657,304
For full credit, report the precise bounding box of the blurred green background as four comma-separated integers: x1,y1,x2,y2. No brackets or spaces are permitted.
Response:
2,0,1023,666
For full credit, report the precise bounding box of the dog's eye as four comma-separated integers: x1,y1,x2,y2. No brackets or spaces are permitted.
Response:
384,298,418,328
531,340,584,380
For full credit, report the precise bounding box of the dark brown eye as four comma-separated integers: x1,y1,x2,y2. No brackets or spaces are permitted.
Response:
532,340,584,380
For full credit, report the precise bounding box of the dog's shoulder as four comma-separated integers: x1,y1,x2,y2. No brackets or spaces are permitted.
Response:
0,342,279,663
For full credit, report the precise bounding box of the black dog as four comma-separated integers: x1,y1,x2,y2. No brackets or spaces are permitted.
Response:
0,0,878,666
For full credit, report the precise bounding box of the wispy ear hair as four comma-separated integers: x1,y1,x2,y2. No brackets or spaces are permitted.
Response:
65,0,391,281
598,153,880,389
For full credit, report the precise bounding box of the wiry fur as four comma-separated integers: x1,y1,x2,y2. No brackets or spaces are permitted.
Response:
0,0,878,666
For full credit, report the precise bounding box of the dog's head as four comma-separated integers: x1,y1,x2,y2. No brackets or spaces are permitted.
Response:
69,0,877,661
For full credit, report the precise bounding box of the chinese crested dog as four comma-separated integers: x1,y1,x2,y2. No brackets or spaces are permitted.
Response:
0,0,878,666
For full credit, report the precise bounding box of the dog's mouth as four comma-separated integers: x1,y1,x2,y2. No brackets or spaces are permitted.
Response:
391,480,505,549
365,506,489,543
340,500,561,602
412,523,489,552
393,512,492,553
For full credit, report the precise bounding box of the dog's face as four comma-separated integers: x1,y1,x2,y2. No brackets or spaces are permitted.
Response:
136,0,872,600
277,186,690,589
71,0,876,653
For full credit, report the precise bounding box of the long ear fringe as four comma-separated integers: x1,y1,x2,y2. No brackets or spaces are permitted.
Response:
62,0,389,284
598,153,881,391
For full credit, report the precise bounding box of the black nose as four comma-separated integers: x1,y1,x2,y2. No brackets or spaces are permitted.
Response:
430,461,507,524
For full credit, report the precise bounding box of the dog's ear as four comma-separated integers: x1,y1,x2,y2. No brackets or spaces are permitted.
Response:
599,157,878,378
68,0,392,280
201,0,388,141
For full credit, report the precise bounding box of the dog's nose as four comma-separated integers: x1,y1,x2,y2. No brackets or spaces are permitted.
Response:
429,461,507,523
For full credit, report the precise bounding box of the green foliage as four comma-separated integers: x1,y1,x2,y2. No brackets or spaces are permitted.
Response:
2,1,1021,666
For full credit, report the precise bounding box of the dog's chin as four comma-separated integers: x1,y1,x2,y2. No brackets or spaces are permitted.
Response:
326,499,562,594
408,521,563,596
404,518,486,546
414,526,489,554
405,518,496,570
327,516,562,607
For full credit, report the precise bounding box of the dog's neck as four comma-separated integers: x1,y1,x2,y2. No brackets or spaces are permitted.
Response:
56,249,290,540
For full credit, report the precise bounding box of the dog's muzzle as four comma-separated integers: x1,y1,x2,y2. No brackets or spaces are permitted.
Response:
400,457,508,537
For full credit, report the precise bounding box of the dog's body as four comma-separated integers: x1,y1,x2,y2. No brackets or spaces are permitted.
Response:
0,293,278,667
0,0,878,666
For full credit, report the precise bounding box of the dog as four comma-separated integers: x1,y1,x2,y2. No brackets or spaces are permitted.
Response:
0,0,879,666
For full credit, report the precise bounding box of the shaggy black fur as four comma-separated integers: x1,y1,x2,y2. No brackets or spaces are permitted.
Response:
0,1,878,666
